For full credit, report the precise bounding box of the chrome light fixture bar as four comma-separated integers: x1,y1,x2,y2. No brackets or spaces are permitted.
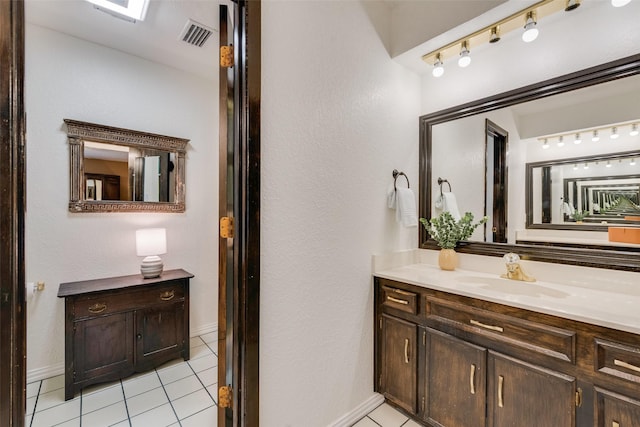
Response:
421,0,576,68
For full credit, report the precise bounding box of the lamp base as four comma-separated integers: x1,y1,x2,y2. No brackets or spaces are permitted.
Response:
140,255,163,279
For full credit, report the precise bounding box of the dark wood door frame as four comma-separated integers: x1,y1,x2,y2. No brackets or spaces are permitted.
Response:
0,0,27,425
485,119,508,244
218,1,261,426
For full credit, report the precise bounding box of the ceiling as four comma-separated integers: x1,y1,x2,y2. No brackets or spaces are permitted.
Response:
25,0,222,81
25,0,508,80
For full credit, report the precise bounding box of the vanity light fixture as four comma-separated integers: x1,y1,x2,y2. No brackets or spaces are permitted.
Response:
422,0,576,76
542,138,549,149
557,136,564,147
630,124,639,136
610,127,619,139
565,0,581,11
592,130,600,142
458,41,471,68
522,11,539,43
489,26,501,43
574,133,582,144
432,53,445,78
136,228,167,279
611,0,631,7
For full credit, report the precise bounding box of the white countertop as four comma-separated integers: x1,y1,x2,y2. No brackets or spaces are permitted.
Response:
374,261,640,335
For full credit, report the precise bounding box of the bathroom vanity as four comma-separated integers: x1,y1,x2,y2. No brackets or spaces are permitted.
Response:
57,269,193,400
374,259,640,427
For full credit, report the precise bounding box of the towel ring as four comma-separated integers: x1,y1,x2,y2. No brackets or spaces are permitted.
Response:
392,169,410,191
437,177,452,196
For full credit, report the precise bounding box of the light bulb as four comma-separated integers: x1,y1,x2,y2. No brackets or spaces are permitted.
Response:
458,42,471,68
573,164,578,170
630,124,639,136
606,161,612,168
557,136,564,147
610,127,619,139
574,133,582,144
631,158,637,166
522,11,539,43
432,54,444,78
542,138,549,149
592,130,600,142
583,163,589,170
611,0,631,7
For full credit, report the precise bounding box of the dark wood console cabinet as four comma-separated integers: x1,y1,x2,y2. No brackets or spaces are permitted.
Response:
374,276,640,427
58,269,193,400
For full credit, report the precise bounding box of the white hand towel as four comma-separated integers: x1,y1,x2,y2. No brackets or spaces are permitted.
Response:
395,188,418,227
435,192,461,221
387,188,397,209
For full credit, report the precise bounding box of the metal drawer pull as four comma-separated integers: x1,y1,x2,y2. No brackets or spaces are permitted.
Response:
88,303,107,314
498,375,504,408
470,364,476,395
614,359,640,374
404,338,410,364
160,290,175,301
393,289,414,296
387,296,408,305
470,319,504,333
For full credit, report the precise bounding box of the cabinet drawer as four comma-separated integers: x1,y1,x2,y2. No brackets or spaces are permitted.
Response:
595,338,640,384
73,283,185,319
426,297,576,363
382,286,418,314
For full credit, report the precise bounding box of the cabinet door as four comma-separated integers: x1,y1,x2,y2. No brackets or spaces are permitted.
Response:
595,387,640,427
73,312,134,383
380,314,418,414
424,328,487,427
487,351,575,427
136,302,185,370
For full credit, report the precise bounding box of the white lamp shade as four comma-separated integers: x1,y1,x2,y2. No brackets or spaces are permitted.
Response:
136,228,167,256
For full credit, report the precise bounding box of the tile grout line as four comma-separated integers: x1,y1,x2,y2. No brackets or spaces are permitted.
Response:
118,379,132,427
155,369,183,427
186,357,218,406
28,380,42,427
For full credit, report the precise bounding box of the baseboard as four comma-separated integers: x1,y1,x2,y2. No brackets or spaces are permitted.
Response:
27,362,65,384
27,323,218,384
327,393,385,427
191,322,217,337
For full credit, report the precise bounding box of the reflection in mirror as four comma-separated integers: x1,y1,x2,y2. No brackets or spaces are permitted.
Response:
528,151,640,229
65,119,188,213
420,54,640,271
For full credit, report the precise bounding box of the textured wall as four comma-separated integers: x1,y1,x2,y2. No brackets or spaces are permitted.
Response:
25,24,218,378
261,1,420,425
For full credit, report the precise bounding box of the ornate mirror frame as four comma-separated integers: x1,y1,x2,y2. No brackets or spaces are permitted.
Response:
419,54,640,272
65,119,188,213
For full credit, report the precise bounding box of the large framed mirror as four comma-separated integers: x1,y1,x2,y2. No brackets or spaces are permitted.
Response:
65,119,188,213
419,54,640,271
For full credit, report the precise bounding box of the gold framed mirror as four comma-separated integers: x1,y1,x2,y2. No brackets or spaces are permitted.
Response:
65,119,188,213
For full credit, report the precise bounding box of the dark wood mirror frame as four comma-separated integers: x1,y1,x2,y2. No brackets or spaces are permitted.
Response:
525,150,640,232
65,119,188,213
419,53,640,272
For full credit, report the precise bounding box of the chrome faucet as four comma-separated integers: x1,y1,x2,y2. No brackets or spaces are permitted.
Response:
500,253,536,282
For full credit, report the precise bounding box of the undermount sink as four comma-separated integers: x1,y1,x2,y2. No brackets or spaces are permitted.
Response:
454,275,571,298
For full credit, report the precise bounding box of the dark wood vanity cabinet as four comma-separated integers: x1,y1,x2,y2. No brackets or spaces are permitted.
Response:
58,269,193,400
374,276,640,427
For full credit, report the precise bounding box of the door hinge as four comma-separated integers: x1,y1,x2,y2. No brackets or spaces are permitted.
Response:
220,45,234,68
219,385,233,408
575,388,582,407
220,216,234,239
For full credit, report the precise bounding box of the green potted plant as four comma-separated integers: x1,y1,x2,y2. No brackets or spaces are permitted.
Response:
420,212,487,270
572,210,585,224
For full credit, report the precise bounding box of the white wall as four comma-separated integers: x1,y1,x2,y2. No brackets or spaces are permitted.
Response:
25,24,218,378
261,0,420,425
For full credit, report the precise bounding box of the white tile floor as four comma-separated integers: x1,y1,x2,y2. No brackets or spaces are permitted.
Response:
352,403,422,427
25,332,218,427
26,330,413,427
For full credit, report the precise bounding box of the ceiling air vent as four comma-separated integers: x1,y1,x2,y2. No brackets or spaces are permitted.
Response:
179,19,214,47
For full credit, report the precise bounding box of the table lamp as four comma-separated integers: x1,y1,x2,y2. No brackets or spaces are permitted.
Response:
136,228,167,278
